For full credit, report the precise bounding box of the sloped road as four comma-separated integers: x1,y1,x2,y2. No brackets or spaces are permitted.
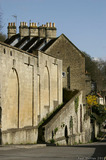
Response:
0,140,106,160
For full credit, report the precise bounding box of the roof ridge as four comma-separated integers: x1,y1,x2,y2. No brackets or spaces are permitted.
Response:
41,38,57,51
60,34,85,57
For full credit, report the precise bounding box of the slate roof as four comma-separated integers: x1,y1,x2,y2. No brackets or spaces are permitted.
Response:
21,37,39,51
4,34,48,53
14,36,30,48
28,38,46,53
4,34,20,45
41,38,57,51
4,33,84,57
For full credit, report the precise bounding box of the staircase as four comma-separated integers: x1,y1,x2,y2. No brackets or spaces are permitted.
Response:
37,89,79,144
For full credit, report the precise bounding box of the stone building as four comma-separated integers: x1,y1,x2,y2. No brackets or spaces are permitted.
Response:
6,22,85,93
0,22,91,145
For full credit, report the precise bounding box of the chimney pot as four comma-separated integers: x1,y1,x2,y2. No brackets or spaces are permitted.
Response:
46,22,56,39
49,22,52,27
30,23,32,27
20,22,23,26
46,22,49,27
8,22,16,38
25,22,27,26
32,22,34,26
52,23,55,27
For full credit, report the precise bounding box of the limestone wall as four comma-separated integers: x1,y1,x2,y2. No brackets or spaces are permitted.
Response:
37,51,62,120
44,91,88,145
44,35,85,93
2,127,38,144
0,42,62,144
0,43,37,131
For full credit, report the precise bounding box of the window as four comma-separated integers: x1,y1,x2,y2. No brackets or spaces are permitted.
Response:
28,57,30,65
4,48,6,54
13,59,16,67
10,51,12,56
62,72,66,78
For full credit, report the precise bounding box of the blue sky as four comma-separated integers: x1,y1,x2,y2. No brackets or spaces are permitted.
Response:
0,0,106,59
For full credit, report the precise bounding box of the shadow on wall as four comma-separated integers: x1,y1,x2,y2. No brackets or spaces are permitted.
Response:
63,88,79,103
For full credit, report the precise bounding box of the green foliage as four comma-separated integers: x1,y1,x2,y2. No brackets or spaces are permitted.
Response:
74,97,79,113
38,103,64,127
63,88,79,103
82,51,106,90
74,142,78,145
91,105,106,124
97,131,104,138
50,138,55,144
0,33,6,42
38,118,46,127
5,142,8,145
56,143,59,146
54,127,58,135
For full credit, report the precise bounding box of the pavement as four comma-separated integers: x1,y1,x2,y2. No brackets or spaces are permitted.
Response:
0,144,46,149
0,134,105,160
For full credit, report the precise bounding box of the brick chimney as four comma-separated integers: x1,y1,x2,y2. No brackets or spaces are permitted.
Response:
46,22,56,39
29,22,38,37
19,22,29,39
8,22,16,39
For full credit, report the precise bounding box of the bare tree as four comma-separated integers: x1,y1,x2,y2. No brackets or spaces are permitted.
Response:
82,51,106,91
0,10,6,42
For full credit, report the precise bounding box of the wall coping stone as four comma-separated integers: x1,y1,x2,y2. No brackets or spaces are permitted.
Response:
2,126,38,134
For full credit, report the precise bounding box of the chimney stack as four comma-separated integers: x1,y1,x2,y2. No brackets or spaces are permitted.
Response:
19,22,29,39
8,22,16,38
7,21,57,40
38,24,46,38
45,22,56,39
38,22,56,39
29,22,38,37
